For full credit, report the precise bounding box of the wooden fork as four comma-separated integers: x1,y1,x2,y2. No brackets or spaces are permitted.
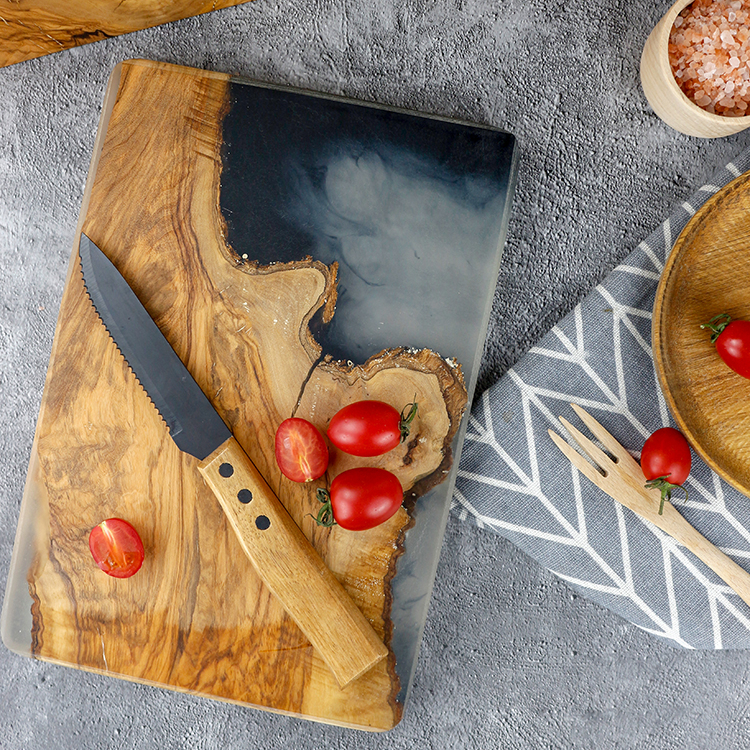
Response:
549,403,750,608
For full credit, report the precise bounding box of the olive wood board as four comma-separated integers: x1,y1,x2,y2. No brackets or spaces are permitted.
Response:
653,170,750,498
0,59,517,730
2,60,517,731
0,0,253,68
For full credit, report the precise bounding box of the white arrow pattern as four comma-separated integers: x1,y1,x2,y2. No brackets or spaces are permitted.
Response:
453,154,750,649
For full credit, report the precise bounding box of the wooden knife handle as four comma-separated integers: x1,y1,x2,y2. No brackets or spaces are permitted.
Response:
198,436,388,688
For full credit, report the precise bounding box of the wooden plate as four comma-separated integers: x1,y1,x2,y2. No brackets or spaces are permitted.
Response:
653,171,750,497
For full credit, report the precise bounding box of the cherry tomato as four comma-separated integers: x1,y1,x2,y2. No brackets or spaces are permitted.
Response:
641,427,691,515
313,467,403,531
327,399,418,457
701,313,750,379
88,518,145,578
275,417,329,482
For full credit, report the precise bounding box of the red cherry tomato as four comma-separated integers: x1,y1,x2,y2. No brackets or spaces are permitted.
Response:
702,314,750,379
327,400,418,457
641,427,691,515
88,518,145,578
275,417,329,482
314,467,404,531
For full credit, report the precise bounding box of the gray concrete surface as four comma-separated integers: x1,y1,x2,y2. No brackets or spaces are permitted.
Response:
2,0,750,747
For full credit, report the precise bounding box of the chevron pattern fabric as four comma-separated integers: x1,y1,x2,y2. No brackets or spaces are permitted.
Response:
453,150,750,649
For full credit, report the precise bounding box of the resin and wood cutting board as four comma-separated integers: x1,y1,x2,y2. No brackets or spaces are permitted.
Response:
0,0,254,68
15,59,481,730
5,58,518,730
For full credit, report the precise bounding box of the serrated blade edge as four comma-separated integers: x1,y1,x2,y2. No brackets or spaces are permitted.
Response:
79,233,232,460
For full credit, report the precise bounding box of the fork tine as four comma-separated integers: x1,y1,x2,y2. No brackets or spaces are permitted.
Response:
570,404,634,465
548,429,607,490
558,416,611,470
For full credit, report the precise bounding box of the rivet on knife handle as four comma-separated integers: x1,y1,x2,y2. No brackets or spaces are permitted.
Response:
198,436,388,687
78,233,387,688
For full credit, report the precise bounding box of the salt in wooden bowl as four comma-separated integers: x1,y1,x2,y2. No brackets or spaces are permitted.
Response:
641,0,750,138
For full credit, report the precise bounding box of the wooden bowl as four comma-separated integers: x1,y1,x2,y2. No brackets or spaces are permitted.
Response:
653,171,750,496
640,0,750,138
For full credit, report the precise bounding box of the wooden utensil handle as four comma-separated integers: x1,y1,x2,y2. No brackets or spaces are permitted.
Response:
198,437,388,688
658,502,750,608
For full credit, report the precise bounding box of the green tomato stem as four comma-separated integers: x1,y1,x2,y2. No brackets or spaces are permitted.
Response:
644,474,689,515
311,487,337,528
700,312,732,344
399,398,419,442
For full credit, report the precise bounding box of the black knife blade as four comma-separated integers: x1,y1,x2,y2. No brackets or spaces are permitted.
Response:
78,233,387,688
79,234,231,460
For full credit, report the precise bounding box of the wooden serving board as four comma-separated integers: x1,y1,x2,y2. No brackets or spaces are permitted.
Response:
0,0,253,68
3,59,517,730
653,171,750,498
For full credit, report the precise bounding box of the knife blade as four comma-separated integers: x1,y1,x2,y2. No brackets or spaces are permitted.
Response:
78,233,387,688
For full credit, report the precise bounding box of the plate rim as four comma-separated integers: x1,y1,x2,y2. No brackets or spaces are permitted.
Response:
652,169,750,498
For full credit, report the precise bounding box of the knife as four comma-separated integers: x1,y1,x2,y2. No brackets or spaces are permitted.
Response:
78,233,387,688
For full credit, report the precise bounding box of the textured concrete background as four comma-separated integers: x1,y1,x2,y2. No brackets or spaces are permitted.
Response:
2,0,750,747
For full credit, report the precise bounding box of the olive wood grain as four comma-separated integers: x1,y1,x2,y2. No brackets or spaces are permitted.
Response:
0,0,254,68
640,0,750,138
550,405,750,608
652,171,750,499
198,436,388,689
24,60,468,730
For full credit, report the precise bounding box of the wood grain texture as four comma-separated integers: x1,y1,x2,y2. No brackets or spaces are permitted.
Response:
0,0,253,68
640,0,750,138
25,59,468,730
198,436,388,689
653,170,750,499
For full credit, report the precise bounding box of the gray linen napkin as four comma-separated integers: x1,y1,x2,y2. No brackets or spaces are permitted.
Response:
453,148,750,650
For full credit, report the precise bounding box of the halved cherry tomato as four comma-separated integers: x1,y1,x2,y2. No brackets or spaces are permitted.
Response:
327,400,418,457
314,467,403,531
641,427,691,515
275,417,329,482
88,518,145,578
701,313,750,379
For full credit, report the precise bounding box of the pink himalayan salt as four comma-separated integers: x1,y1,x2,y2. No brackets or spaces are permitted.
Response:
669,0,750,117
